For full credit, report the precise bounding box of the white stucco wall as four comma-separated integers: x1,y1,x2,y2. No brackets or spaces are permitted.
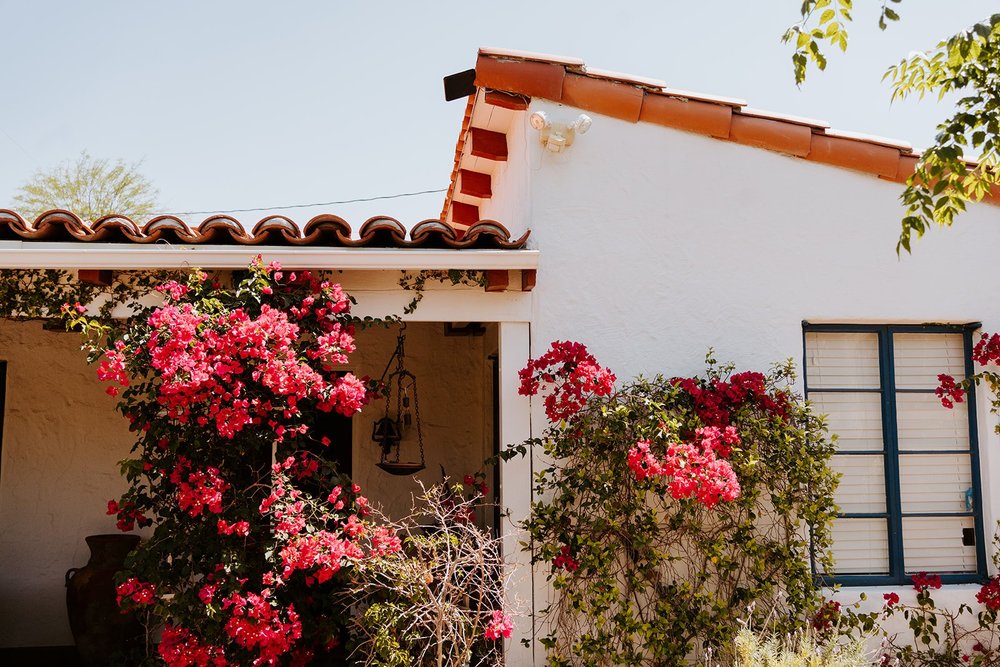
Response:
0,317,493,648
515,98,1000,637
0,320,134,647
348,322,494,521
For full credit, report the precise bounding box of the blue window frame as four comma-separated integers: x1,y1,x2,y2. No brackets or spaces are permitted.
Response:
803,323,987,586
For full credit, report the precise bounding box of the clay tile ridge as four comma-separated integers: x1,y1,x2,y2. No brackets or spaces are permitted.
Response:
465,48,992,203
0,209,529,250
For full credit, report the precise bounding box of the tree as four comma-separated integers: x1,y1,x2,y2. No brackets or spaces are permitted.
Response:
783,3,1000,253
13,151,159,223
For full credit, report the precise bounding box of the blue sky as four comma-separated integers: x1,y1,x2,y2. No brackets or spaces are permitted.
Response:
0,1,995,225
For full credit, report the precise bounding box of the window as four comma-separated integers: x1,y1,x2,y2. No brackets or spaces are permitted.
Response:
803,324,986,585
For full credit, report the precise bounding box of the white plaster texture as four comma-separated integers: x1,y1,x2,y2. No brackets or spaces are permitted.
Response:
514,98,1000,640
0,320,135,647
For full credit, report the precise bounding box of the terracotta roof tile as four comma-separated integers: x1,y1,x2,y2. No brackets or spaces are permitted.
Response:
562,72,644,123
581,67,667,90
640,94,732,138
443,49,1000,221
737,107,830,129
657,88,746,108
806,133,902,179
730,114,812,157
0,210,529,250
477,47,585,68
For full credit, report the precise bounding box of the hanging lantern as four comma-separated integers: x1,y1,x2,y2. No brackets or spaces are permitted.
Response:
372,324,426,476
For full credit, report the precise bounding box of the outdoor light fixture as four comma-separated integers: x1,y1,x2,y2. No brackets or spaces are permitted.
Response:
372,324,426,476
529,111,592,153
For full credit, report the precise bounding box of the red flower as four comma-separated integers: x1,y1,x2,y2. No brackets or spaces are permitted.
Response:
518,341,615,422
912,572,942,591
883,592,900,607
977,575,1000,610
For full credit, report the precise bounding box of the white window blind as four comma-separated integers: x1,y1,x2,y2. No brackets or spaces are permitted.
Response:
805,326,981,582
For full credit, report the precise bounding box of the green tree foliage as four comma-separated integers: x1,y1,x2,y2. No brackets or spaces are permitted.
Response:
13,151,158,222
783,3,1000,253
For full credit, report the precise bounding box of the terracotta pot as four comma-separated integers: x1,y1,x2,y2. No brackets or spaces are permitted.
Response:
65,534,143,666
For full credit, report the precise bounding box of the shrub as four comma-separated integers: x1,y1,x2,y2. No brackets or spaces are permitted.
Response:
516,346,839,665
339,480,512,667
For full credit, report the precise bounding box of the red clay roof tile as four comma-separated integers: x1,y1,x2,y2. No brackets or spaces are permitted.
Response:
807,133,902,179
446,49,1000,219
562,72,644,123
639,94,732,139
729,114,812,157
0,210,529,250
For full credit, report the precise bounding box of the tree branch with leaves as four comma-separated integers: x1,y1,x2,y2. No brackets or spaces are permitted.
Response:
783,2,1000,253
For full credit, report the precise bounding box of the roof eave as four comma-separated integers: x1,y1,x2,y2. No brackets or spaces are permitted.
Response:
0,242,540,270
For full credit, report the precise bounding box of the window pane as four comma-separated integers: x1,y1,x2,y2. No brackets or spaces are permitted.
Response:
899,453,973,514
810,392,883,452
896,393,970,452
830,454,886,513
893,333,966,390
903,516,977,574
805,332,880,389
828,518,890,575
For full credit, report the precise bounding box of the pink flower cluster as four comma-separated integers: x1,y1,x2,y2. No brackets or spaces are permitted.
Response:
627,426,741,508
115,577,156,609
96,265,367,444
173,465,231,517
222,592,303,663
518,341,616,422
96,340,128,397
483,610,514,640
159,624,227,666
217,519,250,537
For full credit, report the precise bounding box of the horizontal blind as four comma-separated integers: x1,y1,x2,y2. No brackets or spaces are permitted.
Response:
896,393,970,452
830,454,886,513
893,333,966,389
903,516,977,573
899,454,973,514
828,518,890,575
809,392,883,452
805,332,880,389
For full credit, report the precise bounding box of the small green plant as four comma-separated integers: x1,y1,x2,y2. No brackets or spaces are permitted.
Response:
398,270,486,314
727,627,870,667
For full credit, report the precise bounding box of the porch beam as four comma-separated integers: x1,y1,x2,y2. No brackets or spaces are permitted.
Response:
0,243,538,271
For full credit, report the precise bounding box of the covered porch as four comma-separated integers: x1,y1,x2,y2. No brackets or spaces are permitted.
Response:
0,219,538,664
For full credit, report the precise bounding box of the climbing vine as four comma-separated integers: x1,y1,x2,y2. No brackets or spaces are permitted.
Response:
515,345,839,665
398,270,486,314
0,268,171,322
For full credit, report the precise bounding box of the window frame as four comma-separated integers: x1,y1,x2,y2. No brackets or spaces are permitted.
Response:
803,322,987,586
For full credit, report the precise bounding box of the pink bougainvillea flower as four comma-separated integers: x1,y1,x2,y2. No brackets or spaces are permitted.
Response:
484,610,514,640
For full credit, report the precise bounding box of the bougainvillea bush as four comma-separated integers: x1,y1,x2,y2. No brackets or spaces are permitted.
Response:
67,260,392,665
339,480,512,667
515,344,839,665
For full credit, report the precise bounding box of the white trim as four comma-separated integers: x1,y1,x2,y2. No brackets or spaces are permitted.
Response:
0,242,539,270
498,322,535,665
351,290,533,323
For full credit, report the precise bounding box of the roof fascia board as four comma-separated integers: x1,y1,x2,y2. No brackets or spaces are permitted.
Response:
0,243,539,270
